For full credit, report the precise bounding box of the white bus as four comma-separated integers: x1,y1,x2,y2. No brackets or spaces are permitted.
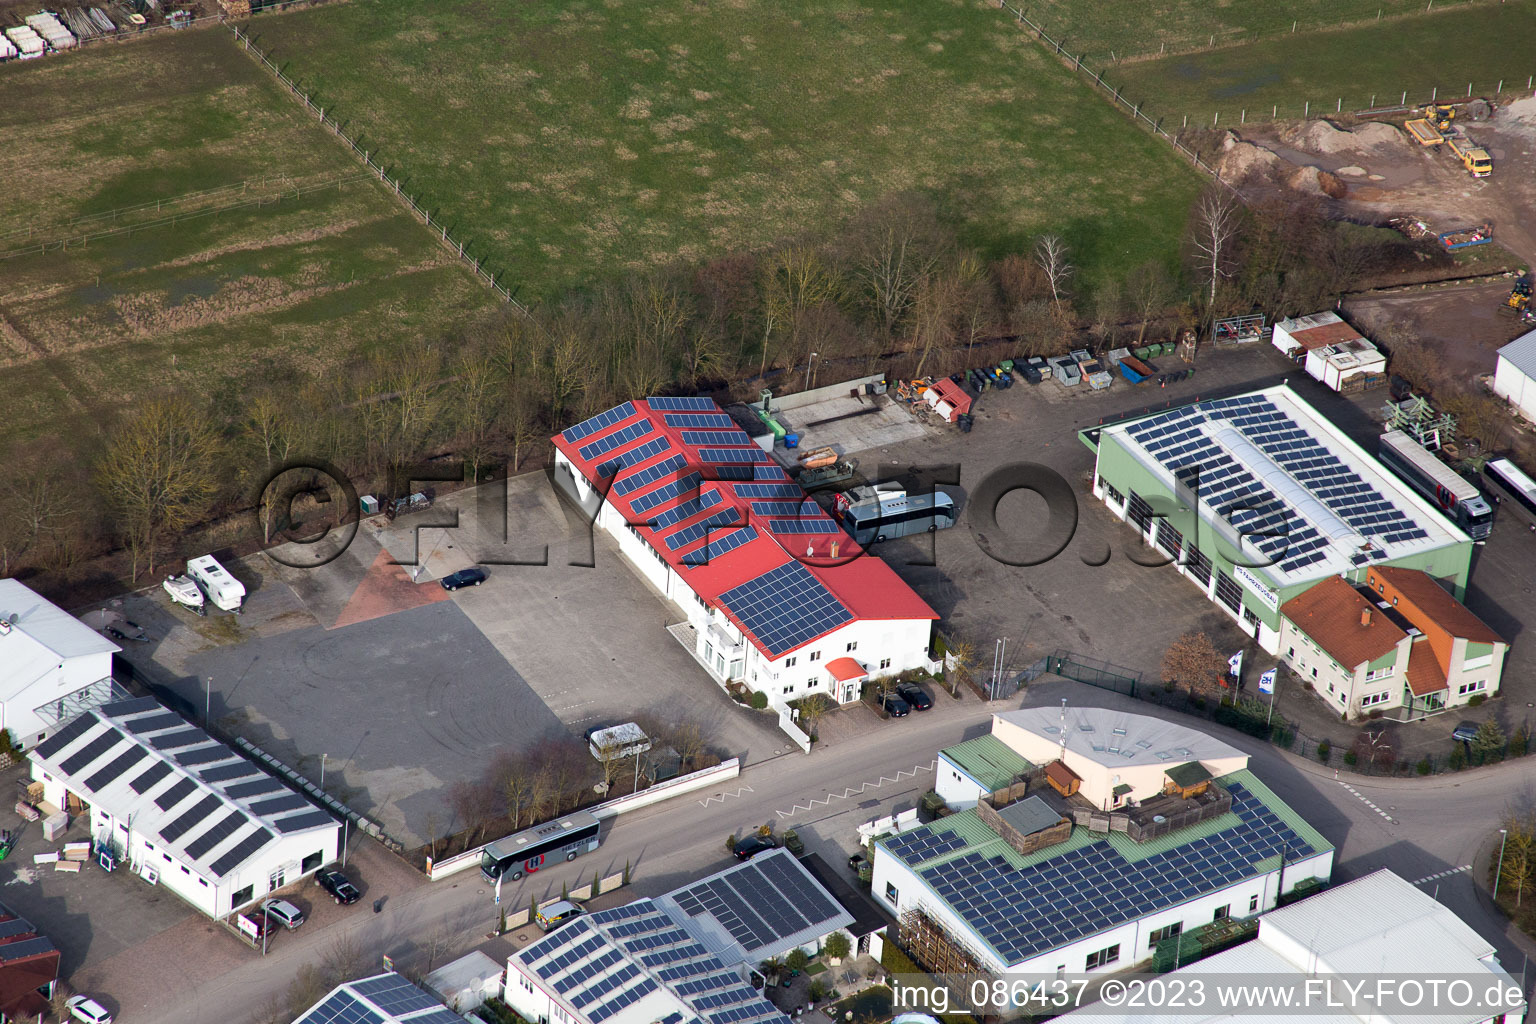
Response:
481,811,602,883
1483,458,1536,529
1377,430,1493,539
835,489,957,546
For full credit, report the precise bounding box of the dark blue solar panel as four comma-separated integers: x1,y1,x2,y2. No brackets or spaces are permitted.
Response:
563,403,638,443
647,490,723,530
617,457,691,499
648,397,717,411
682,525,758,567
734,483,802,499
597,437,672,479
698,447,766,464
352,973,441,1016
665,413,734,429
750,499,818,517
767,519,840,535
578,419,654,462
682,429,754,446
664,514,744,551
716,561,851,655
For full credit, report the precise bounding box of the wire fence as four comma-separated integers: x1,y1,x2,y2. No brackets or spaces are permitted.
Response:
229,24,528,313
0,174,371,261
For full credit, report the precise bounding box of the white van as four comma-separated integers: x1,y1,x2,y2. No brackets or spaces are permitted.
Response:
535,900,584,932
186,555,246,614
586,723,651,761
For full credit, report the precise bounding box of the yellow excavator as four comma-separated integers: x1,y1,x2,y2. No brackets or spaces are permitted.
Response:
1498,270,1532,319
1422,103,1456,132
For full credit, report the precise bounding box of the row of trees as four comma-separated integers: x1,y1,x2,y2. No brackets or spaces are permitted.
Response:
6,186,1453,592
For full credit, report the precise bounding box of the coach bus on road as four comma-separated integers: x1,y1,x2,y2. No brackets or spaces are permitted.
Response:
481,810,602,883
1483,458,1536,530
1377,430,1494,539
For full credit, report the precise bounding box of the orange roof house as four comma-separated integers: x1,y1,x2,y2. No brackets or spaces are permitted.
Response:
1279,577,1406,671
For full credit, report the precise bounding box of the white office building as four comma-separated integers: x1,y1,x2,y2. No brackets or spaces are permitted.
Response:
0,579,124,750
872,707,1333,975
1494,328,1536,423
29,697,341,919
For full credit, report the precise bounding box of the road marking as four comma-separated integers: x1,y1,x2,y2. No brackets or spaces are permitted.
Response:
698,785,754,807
1414,865,1472,885
1336,781,1395,823
776,761,936,819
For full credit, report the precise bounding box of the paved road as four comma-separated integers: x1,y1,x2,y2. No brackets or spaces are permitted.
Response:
124,679,1535,1024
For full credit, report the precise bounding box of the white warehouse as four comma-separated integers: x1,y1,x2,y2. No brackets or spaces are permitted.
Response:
872,707,1333,975
29,697,341,919
0,579,125,751
552,398,937,705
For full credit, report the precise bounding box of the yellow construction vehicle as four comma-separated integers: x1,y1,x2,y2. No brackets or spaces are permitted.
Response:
1447,134,1493,177
1421,103,1456,132
1498,271,1532,319
1405,118,1446,146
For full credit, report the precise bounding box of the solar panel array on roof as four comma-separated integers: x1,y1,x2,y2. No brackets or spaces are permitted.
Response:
250,793,309,816
578,419,654,462
123,711,186,735
563,403,638,443
209,828,273,877
750,499,818,517
154,776,197,811
85,745,148,792
151,727,209,751
175,745,230,767
733,483,801,499
598,437,672,479
647,490,724,531
665,514,745,551
98,696,159,717
667,854,844,955
884,828,968,866
681,525,758,567
295,990,383,1024
614,454,689,497
162,794,222,843
60,729,122,775
34,714,97,759
353,973,442,1016
183,809,248,860
129,760,172,794
665,413,734,429
225,776,286,800
198,761,261,784
648,397,718,411
682,430,753,446
0,936,55,964
915,782,1314,964
766,520,840,535
0,918,35,941
630,472,703,513
717,562,851,655
275,809,336,834
697,448,765,464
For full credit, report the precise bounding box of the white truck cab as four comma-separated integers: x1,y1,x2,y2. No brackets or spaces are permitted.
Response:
186,555,246,614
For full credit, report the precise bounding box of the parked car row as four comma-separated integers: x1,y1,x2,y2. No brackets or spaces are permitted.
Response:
878,680,934,718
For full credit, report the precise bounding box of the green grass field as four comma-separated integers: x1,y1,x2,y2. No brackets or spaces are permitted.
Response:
1022,0,1499,62
249,0,1204,299
0,28,494,443
1107,1,1536,125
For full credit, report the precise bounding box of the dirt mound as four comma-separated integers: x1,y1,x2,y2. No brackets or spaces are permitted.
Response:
1287,165,1347,198
1216,131,1283,183
1498,96,1536,124
1283,118,1410,158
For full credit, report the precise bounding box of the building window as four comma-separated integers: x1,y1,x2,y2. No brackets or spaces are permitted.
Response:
1312,668,1318,678
1147,922,1182,949
268,867,286,892
1213,904,1231,921
1458,680,1487,696
880,658,892,670
885,882,898,906
807,677,816,689
1364,666,1393,682
233,884,254,907
1287,647,1295,658
785,656,797,668
1361,692,1391,708
1249,894,1260,913
1337,690,1347,705
302,851,323,872
1085,944,1120,970
846,642,858,652
809,651,821,662
783,684,795,695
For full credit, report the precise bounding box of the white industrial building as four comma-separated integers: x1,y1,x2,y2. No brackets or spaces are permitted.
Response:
505,850,852,1024
552,398,937,704
1055,869,1528,1024
1272,312,1387,393
29,697,341,919
1494,328,1536,423
0,579,126,751
872,707,1334,975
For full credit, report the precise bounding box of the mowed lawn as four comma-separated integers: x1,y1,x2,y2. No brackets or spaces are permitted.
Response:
0,28,494,443
251,0,1204,298
1023,0,1496,62
1110,0,1536,124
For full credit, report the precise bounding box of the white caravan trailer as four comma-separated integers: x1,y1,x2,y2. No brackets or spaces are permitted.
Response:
186,555,246,613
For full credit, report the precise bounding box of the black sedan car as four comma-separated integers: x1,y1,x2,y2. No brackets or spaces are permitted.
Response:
880,692,911,718
732,835,777,861
895,681,933,711
316,869,361,905
440,567,488,591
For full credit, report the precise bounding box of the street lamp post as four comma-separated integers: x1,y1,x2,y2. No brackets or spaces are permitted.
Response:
262,901,271,956
320,753,327,792
1494,828,1509,900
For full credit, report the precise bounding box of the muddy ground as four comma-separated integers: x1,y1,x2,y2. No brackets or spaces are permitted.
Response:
1343,278,1525,381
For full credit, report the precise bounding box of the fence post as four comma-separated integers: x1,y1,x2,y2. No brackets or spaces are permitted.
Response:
1305,100,1309,117
1337,97,1341,112
1402,90,1407,105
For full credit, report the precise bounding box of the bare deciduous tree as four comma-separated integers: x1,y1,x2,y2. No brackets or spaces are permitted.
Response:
1126,261,1177,345
1032,234,1074,313
1189,187,1243,316
1160,631,1227,696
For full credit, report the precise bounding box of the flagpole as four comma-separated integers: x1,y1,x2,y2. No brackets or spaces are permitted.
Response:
1267,679,1276,727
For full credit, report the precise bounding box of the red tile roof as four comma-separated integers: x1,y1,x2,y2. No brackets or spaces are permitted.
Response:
1368,566,1504,645
1280,577,1406,670
1405,641,1448,696
1288,318,1364,351
552,399,936,659
825,657,868,682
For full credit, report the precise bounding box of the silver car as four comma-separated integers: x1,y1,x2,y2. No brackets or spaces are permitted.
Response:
262,898,306,930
